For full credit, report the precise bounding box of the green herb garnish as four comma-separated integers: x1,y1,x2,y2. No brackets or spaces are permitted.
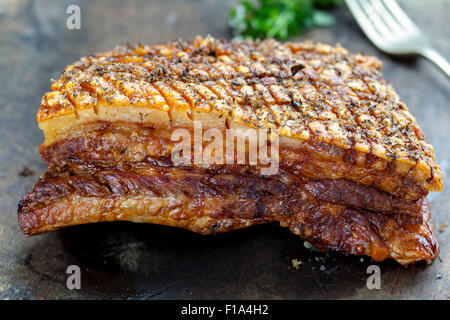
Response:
229,0,343,41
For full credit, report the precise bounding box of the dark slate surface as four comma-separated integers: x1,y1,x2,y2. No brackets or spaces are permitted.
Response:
0,0,448,299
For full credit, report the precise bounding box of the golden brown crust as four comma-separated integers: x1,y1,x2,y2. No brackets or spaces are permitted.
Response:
37,36,442,192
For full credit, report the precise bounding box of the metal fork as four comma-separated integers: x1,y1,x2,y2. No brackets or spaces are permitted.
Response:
346,0,450,78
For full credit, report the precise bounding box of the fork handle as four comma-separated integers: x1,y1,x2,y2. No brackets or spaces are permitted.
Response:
420,47,450,79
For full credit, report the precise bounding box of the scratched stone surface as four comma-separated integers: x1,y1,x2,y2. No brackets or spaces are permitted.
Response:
0,0,448,300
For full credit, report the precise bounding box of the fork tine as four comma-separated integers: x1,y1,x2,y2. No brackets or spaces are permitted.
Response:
369,0,404,35
382,0,418,31
358,0,393,38
346,0,384,45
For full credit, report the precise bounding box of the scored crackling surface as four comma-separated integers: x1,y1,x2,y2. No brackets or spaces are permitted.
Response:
38,36,442,192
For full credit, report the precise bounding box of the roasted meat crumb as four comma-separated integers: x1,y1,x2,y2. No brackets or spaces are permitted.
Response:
291,259,302,270
19,166,35,177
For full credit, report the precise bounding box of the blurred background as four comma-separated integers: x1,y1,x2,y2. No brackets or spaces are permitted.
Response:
0,0,448,299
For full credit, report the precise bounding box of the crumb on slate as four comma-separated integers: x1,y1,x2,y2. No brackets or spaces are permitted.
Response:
19,166,35,177
439,221,448,233
291,259,302,270
303,241,318,251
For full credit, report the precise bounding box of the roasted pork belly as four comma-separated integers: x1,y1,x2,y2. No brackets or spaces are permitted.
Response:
19,36,442,264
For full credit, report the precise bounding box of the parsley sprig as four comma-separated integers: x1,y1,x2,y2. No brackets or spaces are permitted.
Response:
229,0,343,41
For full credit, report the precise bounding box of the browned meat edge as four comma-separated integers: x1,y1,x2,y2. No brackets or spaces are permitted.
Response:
40,121,429,201
18,168,438,264
40,133,426,217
